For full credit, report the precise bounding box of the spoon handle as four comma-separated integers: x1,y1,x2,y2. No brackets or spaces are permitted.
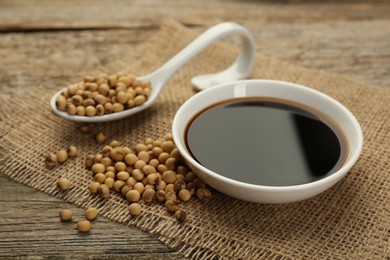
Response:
148,22,256,92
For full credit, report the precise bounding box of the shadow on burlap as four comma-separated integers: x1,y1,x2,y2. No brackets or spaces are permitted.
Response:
0,20,388,259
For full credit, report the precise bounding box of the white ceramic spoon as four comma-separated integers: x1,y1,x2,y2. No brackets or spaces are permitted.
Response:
50,22,256,122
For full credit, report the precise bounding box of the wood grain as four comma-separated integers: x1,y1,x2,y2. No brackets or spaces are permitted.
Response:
1,0,389,31
0,0,389,258
0,175,181,258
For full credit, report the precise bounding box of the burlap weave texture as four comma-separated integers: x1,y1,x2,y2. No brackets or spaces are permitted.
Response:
0,20,389,259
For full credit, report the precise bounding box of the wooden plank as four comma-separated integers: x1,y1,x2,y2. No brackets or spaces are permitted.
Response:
250,20,390,88
0,22,388,97
0,175,182,258
0,0,390,31
0,29,156,97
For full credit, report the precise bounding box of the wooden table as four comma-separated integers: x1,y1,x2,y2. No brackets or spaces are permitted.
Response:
1,0,389,258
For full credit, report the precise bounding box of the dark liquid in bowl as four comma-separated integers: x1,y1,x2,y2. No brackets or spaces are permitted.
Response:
185,98,348,186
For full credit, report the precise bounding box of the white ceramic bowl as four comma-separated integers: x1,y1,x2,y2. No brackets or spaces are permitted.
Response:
172,79,363,204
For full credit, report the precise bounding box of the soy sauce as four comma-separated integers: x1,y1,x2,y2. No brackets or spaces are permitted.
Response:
185,98,348,186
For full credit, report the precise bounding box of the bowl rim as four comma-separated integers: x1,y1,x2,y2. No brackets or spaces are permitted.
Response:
172,79,363,191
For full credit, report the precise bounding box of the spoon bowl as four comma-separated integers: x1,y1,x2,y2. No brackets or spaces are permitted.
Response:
50,22,256,123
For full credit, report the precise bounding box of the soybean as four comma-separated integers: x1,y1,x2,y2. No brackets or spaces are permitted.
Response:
196,188,211,201
89,182,100,193
175,210,187,223
85,155,95,169
126,190,141,203
57,177,71,190
117,171,129,181
59,209,73,221
128,203,142,216
98,184,110,199
142,189,155,203
104,177,115,188
162,170,176,184
165,200,179,213
91,163,105,174
57,149,68,163
110,149,125,162
85,208,99,220
95,132,107,143
178,189,191,202
77,220,91,232
45,153,57,168
113,180,126,192
156,190,166,202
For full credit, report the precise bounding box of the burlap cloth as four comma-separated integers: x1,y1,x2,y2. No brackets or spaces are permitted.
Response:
0,20,389,259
